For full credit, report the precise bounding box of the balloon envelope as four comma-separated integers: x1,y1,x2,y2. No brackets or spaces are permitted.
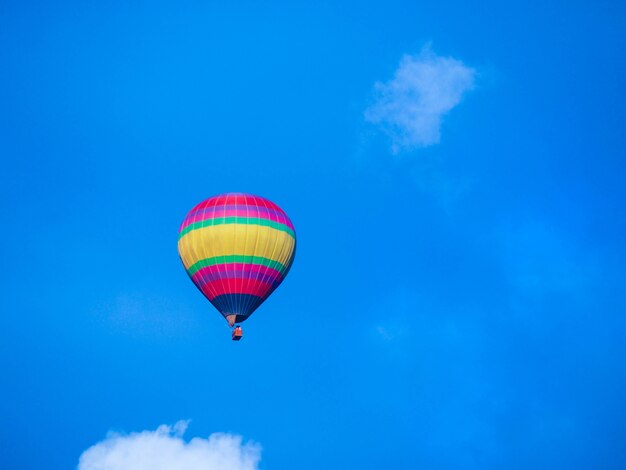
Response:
178,193,296,324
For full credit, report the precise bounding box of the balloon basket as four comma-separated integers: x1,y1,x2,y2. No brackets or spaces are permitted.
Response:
231,326,243,341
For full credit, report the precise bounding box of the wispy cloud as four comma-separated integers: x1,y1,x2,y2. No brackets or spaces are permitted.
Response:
365,45,476,152
497,220,598,299
78,421,261,470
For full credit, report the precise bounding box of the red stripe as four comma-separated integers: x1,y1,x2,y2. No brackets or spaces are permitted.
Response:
191,263,283,285
180,208,294,231
186,204,290,221
196,193,282,211
208,194,282,211
199,278,274,300
180,193,292,232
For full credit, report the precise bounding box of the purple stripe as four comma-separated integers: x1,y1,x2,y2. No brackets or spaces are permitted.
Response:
194,270,283,289
188,204,286,220
181,204,295,231
192,266,284,286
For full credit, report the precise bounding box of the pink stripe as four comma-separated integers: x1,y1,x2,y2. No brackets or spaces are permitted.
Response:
180,207,294,231
199,278,274,300
189,204,286,219
191,263,283,286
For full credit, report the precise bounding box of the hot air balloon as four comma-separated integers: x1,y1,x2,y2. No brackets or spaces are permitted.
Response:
178,193,296,340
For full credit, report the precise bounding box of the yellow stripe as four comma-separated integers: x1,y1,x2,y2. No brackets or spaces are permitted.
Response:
177,223,296,270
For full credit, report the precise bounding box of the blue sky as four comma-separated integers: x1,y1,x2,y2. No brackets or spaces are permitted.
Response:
1,1,625,468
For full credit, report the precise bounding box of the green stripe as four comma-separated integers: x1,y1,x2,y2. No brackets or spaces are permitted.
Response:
187,255,287,276
179,217,295,239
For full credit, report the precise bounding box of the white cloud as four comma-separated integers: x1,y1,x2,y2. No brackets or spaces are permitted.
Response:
365,45,475,152
78,421,261,470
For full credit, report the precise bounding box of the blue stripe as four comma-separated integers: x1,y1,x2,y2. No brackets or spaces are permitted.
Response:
210,293,264,319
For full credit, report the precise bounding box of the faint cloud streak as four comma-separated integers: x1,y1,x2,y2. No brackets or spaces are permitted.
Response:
497,221,598,298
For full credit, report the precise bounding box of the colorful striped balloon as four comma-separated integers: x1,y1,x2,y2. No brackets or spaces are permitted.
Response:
178,193,296,327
